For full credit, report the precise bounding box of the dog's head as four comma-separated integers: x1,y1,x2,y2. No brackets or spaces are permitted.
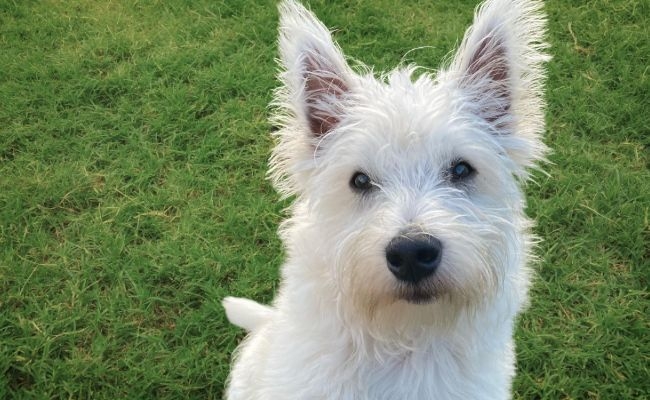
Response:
270,0,549,330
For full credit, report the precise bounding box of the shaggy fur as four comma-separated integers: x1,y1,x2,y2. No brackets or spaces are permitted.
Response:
223,0,549,398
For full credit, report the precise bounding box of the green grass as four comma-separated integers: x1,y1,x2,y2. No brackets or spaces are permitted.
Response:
0,0,647,398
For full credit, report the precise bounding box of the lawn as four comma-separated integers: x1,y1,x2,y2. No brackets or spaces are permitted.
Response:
0,0,647,398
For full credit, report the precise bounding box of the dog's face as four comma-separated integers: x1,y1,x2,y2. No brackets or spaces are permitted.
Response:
271,0,548,323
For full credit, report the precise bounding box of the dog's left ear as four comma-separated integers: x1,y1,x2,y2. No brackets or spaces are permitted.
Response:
450,0,550,170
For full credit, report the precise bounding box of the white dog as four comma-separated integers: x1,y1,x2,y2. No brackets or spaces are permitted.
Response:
223,0,549,398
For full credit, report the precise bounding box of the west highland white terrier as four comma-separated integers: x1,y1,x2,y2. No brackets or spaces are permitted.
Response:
223,0,549,398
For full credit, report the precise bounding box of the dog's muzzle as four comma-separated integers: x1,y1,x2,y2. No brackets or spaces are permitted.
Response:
385,234,442,284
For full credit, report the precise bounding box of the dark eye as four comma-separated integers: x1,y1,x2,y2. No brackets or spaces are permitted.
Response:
350,172,373,191
450,160,475,181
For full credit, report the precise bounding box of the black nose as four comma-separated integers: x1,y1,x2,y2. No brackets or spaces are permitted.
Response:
385,235,442,283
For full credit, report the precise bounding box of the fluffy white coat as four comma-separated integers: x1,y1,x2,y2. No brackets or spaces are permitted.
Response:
224,0,549,398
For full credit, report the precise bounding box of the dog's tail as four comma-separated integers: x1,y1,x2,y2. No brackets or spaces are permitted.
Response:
222,296,274,332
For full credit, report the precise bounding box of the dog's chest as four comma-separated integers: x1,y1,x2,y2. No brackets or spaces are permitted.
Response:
270,339,501,400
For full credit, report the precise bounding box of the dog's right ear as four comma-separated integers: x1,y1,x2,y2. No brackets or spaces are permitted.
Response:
271,1,356,197
276,0,354,139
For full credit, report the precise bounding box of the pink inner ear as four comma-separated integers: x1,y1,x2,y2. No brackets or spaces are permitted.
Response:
467,35,508,83
466,35,511,125
303,52,349,137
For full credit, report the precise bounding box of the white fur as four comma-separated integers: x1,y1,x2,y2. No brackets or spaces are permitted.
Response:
223,0,549,398
223,297,274,332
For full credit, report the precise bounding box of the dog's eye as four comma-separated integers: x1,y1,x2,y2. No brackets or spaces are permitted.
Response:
350,172,373,191
450,160,475,181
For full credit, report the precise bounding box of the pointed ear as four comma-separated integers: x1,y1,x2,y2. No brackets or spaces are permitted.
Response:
457,31,511,128
450,0,549,136
277,0,354,138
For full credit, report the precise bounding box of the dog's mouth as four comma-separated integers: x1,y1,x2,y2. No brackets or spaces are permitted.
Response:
396,284,438,304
